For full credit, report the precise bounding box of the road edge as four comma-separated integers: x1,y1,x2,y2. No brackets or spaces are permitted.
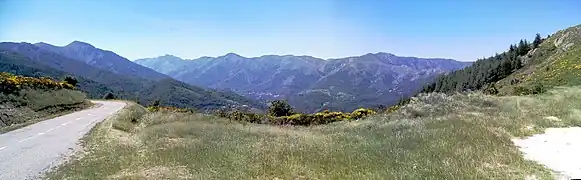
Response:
39,101,129,180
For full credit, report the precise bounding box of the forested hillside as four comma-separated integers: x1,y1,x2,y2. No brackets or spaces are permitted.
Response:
421,34,546,94
421,25,581,96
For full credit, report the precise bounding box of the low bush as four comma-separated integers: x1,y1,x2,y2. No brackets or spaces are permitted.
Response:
147,106,196,113
215,108,376,126
0,72,75,94
483,84,499,95
102,92,116,100
111,103,147,132
512,84,547,95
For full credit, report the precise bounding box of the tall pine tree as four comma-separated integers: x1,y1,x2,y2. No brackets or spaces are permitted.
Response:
533,33,542,49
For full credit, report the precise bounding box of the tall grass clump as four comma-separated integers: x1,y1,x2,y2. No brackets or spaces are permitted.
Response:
111,102,148,132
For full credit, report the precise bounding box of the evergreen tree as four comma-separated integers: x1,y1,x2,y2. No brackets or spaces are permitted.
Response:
149,99,160,106
533,33,542,49
420,34,541,95
103,92,115,100
268,100,295,117
63,76,78,87
523,39,531,53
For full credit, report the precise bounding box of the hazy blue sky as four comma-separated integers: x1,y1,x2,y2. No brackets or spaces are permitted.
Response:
1,0,579,61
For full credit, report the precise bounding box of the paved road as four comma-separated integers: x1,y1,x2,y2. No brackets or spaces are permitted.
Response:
0,101,125,180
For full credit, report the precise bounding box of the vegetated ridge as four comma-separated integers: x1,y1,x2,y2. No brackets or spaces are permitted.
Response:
0,72,89,133
136,52,470,113
421,24,581,96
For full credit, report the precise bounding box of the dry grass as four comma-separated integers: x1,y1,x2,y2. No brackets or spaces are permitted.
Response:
44,87,581,180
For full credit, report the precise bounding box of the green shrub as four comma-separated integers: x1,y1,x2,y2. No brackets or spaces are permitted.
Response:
512,84,547,95
147,106,196,113
483,84,499,95
216,107,376,126
111,103,147,132
63,76,78,87
149,99,161,107
215,109,265,124
351,108,376,119
268,100,295,117
102,92,115,99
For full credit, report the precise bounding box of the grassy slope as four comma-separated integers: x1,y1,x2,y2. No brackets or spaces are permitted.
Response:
0,88,90,133
45,86,581,179
497,25,581,94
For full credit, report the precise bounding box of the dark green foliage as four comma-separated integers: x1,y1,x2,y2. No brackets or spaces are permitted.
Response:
512,84,547,95
268,100,295,117
146,106,196,114
63,76,78,87
533,33,542,49
216,102,376,126
375,105,387,112
483,84,499,95
102,92,115,100
421,35,545,95
149,99,160,107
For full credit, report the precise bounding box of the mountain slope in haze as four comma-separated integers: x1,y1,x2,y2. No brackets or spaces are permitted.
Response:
34,41,168,81
0,42,265,111
291,53,470,112
131,54,193,75
137,53,326,96
136,53,470,112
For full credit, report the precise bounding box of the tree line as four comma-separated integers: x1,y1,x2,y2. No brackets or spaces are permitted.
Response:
421,33,545,94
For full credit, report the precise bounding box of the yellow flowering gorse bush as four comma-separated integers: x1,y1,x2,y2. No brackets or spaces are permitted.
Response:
216,107,377,126
0,72,75,94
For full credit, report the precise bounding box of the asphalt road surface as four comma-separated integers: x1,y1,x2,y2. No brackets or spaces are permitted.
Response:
0,101,125,180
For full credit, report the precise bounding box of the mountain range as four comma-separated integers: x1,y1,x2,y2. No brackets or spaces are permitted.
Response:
0,40,470,113
0,42,265,111
136,52,471,112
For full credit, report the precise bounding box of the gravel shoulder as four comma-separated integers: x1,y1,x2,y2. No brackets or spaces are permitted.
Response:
513,126,581,179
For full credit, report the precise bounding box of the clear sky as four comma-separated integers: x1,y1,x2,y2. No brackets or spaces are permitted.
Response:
1,0,579,61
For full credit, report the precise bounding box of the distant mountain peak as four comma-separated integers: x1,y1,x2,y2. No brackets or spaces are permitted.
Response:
66,41,95,48
34,42,55,47
374,52,396,56
361,52,396,57
159,54,181,59
223,53,244,59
